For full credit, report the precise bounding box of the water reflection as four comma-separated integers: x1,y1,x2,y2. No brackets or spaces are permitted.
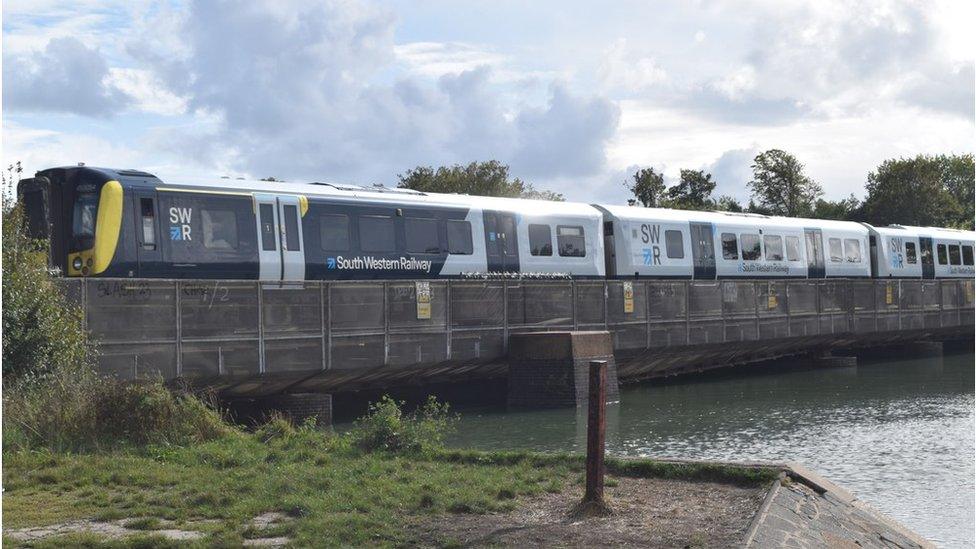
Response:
447,351,975,548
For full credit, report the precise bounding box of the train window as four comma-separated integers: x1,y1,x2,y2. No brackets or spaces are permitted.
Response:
948,245,961,265
140,198,156,250
201,209,239,250
282,205,300,251
963,245,974,266
259,204,276,251
828,238,843,262
764,235,783,261
319,214,349,251
359,215,395,252
529,224,553,256
741,234,761,261
937,244,947,265
71,190,97,245
446,220,473,255
844,239,862,263
905,242,917,264
721,233,738,260
665,230,684,259
557,225,586,257
501,216,518,255
405,217,440,254
785,236,801,262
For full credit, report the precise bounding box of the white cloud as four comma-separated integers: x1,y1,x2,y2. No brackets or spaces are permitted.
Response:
394,42,505,78
106,68,188,116
598,39,668,94
2,36,131,116
711,65,757,101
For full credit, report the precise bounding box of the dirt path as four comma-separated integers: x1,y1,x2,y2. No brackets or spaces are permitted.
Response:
407,475,768,548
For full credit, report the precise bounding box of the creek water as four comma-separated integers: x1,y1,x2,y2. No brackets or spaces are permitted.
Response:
445,349,975,548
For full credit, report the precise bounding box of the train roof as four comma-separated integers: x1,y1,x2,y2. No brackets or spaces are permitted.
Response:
596,204,869,233
868,224,976,242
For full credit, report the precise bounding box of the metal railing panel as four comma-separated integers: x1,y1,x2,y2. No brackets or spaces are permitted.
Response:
648,282,687,322
180,281,259,339
450,329,505,362
575,282,607,326
386,281,448,329
450,282,505,327
506,281,574,327
181,339,259,378
86,279,177,343
330,283,384,332
263,283,322,336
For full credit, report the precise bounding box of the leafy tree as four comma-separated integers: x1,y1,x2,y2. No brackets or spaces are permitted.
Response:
521,188,566,201
812,194,862,221
714,195,744,212
862,154,969,228
668,169,716,210
625,167,667,207
748,149,823,217
940,153,975,229
397,160,564,201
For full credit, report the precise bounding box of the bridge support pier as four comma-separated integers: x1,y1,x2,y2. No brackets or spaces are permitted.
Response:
506,331,619,409
226,392,333,428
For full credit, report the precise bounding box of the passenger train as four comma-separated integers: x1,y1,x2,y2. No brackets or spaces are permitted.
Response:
17,166,976,281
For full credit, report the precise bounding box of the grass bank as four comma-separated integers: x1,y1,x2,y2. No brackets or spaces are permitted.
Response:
3,415,778,548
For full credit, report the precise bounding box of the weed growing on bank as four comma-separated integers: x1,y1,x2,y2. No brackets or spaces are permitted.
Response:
350,395,458,453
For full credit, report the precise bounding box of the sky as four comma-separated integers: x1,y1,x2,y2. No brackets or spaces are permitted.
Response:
2,0,973,205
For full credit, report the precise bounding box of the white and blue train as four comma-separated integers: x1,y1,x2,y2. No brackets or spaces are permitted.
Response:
17,166,976,281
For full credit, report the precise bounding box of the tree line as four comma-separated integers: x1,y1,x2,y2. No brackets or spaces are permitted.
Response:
393,151,973,230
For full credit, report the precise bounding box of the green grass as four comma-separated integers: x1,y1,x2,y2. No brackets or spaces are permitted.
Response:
2,431,572,546
2,427,777,547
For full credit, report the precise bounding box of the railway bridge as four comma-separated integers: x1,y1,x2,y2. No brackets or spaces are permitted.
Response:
65,276,973,408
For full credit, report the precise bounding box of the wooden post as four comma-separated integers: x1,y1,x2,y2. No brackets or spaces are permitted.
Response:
584,359,607,504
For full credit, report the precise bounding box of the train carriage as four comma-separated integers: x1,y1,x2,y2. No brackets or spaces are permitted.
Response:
866,224,975,279
595,206,872,279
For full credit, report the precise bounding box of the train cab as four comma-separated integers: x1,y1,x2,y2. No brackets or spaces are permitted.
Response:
17,166,141,277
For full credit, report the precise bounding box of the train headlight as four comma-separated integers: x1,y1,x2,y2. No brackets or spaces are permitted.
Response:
73,257,83,271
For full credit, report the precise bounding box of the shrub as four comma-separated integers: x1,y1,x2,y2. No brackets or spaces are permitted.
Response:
2,198,91,381
350,395,456,454
3,374,234,452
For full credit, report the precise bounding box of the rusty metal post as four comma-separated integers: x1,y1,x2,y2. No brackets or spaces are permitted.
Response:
584,359,607,504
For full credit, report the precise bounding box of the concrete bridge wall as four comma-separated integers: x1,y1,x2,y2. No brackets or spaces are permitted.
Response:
60,277,974,396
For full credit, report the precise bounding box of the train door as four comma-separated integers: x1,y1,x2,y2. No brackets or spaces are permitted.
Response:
919,237,934,279
17,176,59,269
483,211,519,273
804,228,825,278
131,190,162,276
689,222,716,279
277,196,305,281
254,194,282,280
